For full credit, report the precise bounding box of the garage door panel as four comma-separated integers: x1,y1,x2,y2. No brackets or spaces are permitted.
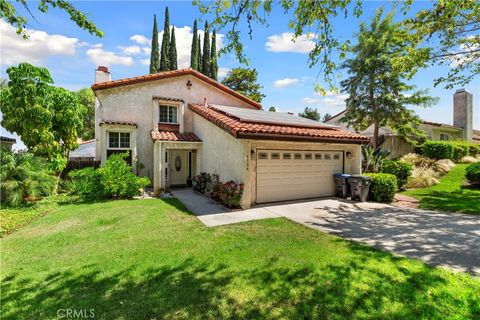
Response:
256,149,343,204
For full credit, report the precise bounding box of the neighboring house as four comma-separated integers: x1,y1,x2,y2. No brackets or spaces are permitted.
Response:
0,136,16,151
326,89,479,158
69,139,96,160
91,67,368,208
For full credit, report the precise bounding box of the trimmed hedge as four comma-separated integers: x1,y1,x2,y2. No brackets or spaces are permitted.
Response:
364,173,398,203
381,160,412,190
422,141,454,160
465,162,480,185
422,141,480,162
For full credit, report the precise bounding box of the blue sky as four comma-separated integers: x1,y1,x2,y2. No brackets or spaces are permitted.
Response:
1,1,479,148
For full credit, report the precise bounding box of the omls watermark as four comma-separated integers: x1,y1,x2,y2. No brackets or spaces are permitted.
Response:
57,309,95,319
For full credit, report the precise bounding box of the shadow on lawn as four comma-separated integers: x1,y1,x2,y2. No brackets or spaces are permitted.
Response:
3,249,479,319
417,189,480,214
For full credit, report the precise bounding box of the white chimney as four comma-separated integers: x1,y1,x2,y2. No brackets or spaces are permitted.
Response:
95,66,111,83
453,88,473,141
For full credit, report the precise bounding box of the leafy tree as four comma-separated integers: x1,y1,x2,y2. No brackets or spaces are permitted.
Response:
322,113,332,122
268,106,276,112
202,21,211,76
210,30,218,80
76,88,95,141
196,0,479,91
340,10,438,148
169,26,178,70
160,7,170,71
221,68,265,102
0,63,86,171
299,107,320,121
403,1,480,89
197,35,203,72
0,0,103,39
190,19,199,70
149,14,160,74
0,150,56,207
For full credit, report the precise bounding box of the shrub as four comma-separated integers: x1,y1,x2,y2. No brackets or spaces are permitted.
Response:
362,145,390,173
465,162,480,185
452,144,469,162
406,167,440,188
216,181,244,208
460,156,479,164
433,159,455,174
400,153,434,168
364,173,397,203
68,153,149,200
192,172,211,193
469,144,480,156
422,141,454,160
381,160,412,190
0,150,56,207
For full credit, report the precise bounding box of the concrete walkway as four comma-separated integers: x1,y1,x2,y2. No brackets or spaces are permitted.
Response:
171,189,480,275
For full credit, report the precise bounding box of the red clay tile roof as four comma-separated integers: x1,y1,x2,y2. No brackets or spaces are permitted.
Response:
100,120,137,127
189,104,369,143
91,68,261,110
151,130,201,142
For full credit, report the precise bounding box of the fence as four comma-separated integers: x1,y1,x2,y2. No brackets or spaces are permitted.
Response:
62,158,100,178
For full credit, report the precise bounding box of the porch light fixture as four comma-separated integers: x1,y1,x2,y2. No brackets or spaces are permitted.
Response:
346,151,353,159
186,80,192,90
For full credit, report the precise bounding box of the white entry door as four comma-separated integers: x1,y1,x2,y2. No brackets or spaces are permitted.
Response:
169,150,187,186
256,150,344,203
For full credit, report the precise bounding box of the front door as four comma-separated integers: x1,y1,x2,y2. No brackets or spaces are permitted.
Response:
169,150,187,186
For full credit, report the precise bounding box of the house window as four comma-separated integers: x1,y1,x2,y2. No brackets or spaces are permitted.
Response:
294,153,302,160
304,153,312,160
440,133,450,141
107,131,132,164
315,153,322,160
271,153,280,160
283,153,291,160
159,105,178,123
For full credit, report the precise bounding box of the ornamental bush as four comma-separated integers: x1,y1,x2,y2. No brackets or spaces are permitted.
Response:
381,160,412,190
364,173,398,203
452,144,469,162
69,153,149,200
465,162,480,185
422,141,454,160
192,172,211,193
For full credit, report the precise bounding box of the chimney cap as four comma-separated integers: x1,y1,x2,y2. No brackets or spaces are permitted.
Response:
97,66,110,73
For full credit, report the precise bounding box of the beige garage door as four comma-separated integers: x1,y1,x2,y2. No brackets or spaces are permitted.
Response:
256,150,344,203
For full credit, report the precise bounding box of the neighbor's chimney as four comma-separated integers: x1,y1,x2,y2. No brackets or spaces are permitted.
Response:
453,88,473,141
95,66,111,83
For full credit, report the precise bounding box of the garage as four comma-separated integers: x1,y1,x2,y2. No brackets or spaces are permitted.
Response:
256,149,344,203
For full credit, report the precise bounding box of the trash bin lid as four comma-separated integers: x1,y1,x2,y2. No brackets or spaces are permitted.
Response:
333,173,351,178
350,174,371,181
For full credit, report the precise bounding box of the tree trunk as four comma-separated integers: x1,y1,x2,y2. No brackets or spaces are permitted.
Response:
373,120,380,148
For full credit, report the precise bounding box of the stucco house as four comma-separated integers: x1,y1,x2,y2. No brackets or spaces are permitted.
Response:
325,89,480,158
91,67,369,208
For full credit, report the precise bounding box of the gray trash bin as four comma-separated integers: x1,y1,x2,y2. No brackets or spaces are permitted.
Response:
333,173,351,198
348,175,371,202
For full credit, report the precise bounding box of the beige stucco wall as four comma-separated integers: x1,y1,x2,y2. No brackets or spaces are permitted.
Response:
419,123,464,141
94,75,255,182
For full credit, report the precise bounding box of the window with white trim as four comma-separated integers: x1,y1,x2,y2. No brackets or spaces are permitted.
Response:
107,131,132,164
439,133,450,141
159,105,178,123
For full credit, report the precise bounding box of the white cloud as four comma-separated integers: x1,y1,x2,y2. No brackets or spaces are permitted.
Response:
86,46,134,66
0,20,79,65
119,45,142,55
302,97,320,104
265,32,315,53
129,26,224,69
274,78,300,88
449,36,479,68
322,94,349,107
130,34,151,46
140,58,150,65
218,67,230,78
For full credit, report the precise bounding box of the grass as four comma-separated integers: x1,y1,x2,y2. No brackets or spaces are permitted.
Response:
1,199,479,319
402,164,480,214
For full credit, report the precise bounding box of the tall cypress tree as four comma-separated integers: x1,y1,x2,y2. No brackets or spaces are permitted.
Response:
149,14,160,74
210,30,218,80
160,6,170,71
201,21,210,76
190,19,198,70
169,26,178,70
197,35,202,73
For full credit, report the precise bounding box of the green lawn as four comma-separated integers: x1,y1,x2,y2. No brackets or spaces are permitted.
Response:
1,199,479,319
403,164,480,214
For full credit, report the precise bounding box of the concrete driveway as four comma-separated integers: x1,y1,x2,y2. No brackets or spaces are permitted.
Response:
258,198,480,275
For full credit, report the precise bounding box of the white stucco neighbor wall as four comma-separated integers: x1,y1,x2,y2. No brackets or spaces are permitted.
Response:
94,75,256,183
